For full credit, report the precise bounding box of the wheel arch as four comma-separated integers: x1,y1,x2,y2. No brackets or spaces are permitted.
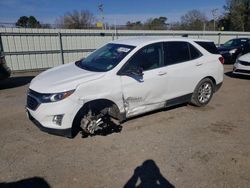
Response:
193,76,216,94
71,98,125,137
203,76,216,91
190,77,215,107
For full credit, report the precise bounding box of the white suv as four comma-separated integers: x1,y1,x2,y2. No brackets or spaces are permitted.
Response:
26,37,224,138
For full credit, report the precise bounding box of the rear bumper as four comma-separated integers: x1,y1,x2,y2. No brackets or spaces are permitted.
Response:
27,110,73,138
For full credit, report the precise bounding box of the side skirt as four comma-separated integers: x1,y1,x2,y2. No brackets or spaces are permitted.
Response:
165,93,192,108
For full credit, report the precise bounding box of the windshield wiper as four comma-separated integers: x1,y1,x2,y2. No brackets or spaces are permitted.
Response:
75,61,104,72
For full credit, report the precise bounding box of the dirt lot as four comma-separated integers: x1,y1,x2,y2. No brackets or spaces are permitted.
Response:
0,65,250,188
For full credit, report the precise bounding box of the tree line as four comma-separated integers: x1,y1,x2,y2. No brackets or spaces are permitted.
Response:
15,0,250,31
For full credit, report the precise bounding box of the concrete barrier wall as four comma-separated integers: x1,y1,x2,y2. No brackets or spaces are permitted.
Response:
1,28,250,71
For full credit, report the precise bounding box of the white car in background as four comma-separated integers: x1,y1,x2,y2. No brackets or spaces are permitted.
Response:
233,53,250,76
26,37,224,138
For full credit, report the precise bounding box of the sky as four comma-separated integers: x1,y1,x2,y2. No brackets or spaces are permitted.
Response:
0,0,226,25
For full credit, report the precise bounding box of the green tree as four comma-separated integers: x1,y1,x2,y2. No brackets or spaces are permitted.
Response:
217,16,230,31
223,0,250,31
144,17,168,30
126,17,168,30
28,16,41,28
16,16,29,27
16,16,41,28
126,21,144,30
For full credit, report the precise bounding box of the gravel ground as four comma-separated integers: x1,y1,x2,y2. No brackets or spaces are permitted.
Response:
0,65,250,188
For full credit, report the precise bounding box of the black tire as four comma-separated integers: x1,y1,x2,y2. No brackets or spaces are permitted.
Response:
190,78,214,107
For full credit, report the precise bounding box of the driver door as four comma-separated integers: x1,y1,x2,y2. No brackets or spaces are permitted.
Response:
118,42,168,117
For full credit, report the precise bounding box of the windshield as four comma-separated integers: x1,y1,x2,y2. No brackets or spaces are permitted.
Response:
76,43,135,72
223,39,247,47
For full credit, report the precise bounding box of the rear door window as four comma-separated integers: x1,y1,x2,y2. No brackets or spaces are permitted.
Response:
164,42,190,65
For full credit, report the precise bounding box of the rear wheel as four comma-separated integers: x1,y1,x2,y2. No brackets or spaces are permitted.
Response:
191,78,214,107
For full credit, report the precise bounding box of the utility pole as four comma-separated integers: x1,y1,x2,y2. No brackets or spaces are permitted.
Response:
98,3,105,30
211,9,219,31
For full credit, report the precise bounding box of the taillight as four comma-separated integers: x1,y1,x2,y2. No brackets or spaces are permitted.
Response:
219,56,224,64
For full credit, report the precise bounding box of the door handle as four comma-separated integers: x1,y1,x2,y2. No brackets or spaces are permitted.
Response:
196,63,203,66
157,71,167,76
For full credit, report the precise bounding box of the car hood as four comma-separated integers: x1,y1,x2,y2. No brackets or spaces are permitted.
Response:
239,53,250,62
30,62,105,93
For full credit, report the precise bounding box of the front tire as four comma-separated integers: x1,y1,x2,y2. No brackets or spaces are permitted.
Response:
191,78,214,107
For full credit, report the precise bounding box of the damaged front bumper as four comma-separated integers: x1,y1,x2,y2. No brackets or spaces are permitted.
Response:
26,92,83,138
26,110,73,138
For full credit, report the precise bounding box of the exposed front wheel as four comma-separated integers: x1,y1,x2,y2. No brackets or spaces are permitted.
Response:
191,78,214,107
80,104,121,135
81,109,108,134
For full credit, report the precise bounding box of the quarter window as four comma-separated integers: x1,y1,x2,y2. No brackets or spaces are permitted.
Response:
189,43,202,59
164,42,202,66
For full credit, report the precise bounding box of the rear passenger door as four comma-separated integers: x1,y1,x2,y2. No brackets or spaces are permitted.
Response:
163,41,203,100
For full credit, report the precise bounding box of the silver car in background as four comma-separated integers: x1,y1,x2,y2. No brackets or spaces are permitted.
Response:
233,53,250,76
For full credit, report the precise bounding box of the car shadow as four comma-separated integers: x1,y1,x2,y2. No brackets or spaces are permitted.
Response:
224,71,250,80
80,104,186,138
124,159,175,188
0,177,50,188
0,76,34,90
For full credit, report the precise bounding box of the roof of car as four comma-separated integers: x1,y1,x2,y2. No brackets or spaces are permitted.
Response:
110,36,213,47
230,38,249,40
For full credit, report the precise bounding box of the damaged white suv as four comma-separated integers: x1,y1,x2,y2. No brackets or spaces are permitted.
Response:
26,37,224,138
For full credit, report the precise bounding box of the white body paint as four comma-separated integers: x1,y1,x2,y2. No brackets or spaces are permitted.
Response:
26,37,224,133
233,53,250,76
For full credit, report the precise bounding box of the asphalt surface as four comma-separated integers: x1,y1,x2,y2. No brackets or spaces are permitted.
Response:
0,65,250,188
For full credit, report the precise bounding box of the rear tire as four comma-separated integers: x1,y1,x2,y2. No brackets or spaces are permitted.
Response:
190,78,214,107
